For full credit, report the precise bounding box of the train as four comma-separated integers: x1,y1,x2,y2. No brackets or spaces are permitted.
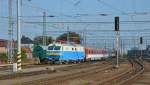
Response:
128,45,150,58
45,43,109,64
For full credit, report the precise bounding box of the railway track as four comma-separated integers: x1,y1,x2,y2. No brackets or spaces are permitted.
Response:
14,61,113,85
96,58,144,85
15,58,144,85
0,61,114,85
129,59,150,85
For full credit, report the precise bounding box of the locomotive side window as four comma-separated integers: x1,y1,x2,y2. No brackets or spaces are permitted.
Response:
72,48,74,51
75,48,77,51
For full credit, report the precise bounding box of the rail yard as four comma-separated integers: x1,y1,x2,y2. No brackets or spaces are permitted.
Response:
1,0,150,85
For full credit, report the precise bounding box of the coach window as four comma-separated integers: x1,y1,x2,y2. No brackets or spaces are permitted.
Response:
89,50,91,54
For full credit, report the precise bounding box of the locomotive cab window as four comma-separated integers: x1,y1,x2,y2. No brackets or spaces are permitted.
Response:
48,45,55,50
54,46,61,50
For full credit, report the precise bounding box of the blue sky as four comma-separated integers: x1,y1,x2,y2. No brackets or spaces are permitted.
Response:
1,0,150,49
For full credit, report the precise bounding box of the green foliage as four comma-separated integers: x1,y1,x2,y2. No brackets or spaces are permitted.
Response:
56,32,81,44
21,49,27,60
33,36,53,45
0,53,8,61
0,49,27,63
32,45,47,60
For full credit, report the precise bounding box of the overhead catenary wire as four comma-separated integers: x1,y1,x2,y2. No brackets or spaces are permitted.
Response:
23,20,150,24
0,0,149,36
97,0,127,14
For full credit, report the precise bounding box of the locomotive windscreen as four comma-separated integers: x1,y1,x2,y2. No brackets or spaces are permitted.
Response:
48,45,61,50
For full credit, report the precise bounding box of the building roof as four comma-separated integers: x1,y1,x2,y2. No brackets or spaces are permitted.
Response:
0,39,17,48
0,39,7,47
0,39,7,42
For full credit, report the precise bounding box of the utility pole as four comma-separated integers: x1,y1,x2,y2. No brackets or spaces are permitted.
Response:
84,31,87,47
8,0,13,64
83,28,87,47
114,16,120,68
43,12,46,46
17,0,21,71
67,26,70,44
104,39,106,49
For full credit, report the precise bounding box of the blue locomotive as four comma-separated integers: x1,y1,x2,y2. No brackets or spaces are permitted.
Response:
47,43,85,64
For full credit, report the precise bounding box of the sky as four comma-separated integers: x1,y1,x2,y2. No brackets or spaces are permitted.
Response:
1,0,150,49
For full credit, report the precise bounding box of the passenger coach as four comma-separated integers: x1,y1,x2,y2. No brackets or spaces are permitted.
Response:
85,48,109,61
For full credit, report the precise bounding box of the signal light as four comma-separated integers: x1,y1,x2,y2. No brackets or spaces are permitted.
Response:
140,37,143,44
115,16,119,31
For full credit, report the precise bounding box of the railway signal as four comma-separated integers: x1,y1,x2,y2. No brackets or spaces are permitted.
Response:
115,17,119,31
115,16,120,68
140,37,143,59
140,37,143,44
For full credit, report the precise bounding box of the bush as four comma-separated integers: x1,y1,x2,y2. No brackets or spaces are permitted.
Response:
0,53,8,62
32,45,47,61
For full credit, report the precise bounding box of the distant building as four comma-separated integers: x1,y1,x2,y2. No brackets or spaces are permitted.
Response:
21,44,34,51
22,47,33,59
0,39,17,53
0,39,7,47
0,39,8,53
0,39,35,59
21,44,34,59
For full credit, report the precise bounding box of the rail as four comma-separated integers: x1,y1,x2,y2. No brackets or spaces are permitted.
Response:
118,59,144,85
97,58,144,85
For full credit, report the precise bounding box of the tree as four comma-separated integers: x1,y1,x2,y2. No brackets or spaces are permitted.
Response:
33,36,53,45
56,32,81,44
0,53,8,62
32,45,47,60
21,35,33,44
